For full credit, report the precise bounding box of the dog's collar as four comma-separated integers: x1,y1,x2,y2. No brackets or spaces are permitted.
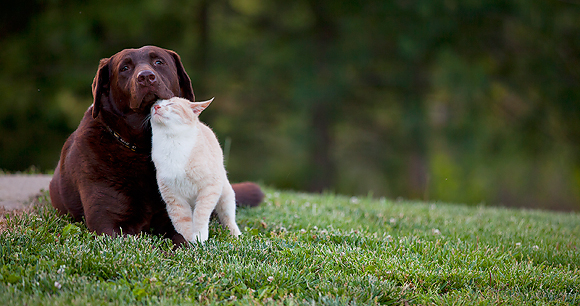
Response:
104,125,146,154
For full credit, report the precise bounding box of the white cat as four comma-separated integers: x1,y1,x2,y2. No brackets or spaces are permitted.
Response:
150,97,241,244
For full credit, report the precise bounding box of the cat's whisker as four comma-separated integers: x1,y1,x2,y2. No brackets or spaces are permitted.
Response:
141,113,152,130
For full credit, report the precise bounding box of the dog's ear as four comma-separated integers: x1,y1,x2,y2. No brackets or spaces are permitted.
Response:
91,58,111,119
167,50,195,102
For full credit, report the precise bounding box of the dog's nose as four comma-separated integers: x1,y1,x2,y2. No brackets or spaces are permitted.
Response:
137,70,157,86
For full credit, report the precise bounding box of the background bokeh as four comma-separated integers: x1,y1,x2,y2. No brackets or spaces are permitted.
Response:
1,0,579,210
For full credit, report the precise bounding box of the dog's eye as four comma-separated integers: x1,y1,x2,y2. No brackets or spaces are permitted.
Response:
154,59,164,65
120,65,130,72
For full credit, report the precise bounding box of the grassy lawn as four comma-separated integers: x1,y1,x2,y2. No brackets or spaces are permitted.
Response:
0,188,578,305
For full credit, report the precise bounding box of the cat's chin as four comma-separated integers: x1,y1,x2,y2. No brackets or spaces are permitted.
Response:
151,115,165,125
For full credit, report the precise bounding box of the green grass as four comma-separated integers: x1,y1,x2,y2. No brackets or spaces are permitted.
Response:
1,189,579,305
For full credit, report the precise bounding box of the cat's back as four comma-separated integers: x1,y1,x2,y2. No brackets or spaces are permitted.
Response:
199,122,224,158
182,122,226,182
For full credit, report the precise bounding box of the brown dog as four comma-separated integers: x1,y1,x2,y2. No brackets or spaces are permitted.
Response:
49,46,263,245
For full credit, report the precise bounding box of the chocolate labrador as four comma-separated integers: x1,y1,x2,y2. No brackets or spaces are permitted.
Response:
49,46,263,245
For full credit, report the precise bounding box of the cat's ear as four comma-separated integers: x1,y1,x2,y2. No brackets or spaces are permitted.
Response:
91,58,111,119
191,98,214,115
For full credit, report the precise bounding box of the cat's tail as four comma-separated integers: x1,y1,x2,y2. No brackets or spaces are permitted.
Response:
232,182,264,207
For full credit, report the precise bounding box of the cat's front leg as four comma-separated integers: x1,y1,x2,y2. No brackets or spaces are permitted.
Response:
158,181,196,242
191,189,221,243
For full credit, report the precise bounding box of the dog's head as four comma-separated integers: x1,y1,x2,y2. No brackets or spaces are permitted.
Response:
91,46,195,119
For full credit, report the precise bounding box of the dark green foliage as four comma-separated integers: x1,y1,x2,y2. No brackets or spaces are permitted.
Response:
1,0,579,210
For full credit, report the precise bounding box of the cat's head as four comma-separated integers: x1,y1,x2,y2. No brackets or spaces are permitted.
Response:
150,97,213,127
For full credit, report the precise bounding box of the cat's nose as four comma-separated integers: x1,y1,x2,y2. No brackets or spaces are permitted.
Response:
154,105,161,111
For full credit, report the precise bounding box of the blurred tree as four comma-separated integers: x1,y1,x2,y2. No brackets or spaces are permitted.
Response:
0,0,579,210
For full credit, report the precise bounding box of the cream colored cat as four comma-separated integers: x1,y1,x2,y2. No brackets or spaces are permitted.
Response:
150,97,241,244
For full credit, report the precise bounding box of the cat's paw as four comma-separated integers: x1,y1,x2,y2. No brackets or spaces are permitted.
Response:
230,226,242,237
190,232,208,245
